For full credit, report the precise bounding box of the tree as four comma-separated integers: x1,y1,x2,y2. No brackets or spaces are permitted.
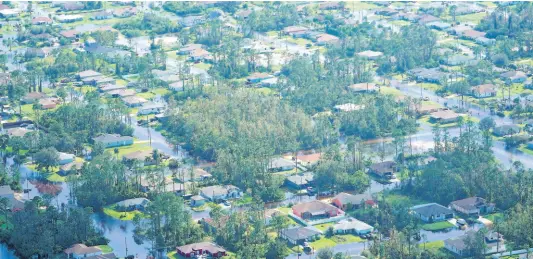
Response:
33,147,59,173
265,239,289,259
450,5,457,22
317,248,334,259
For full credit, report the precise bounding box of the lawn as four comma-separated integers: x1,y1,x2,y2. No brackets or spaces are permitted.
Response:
233,194,253,206
379,86,403,97
98,245,113,253
380,193,427,207
346,1,378,10
455,12,488,24
285,37,313,47
330,234,364,244
417,83,442,92
519,145,533,156
253,87,277,96
314,222,334,232
152,87,171,96
103,205,144,221
107,142,151,158
25,163,66,182
20,104,34,116
277,207,291,214
136,92,156,100
485,212,504,222
193,62,211,70
389,20,411,27
309,237,337,250
116,79,128,86
422,221,455,231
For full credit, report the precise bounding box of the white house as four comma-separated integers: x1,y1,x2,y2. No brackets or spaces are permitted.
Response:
200,185,242,201
58,152,75,165
64,244,102,259
137,102,166,115
333,217,374,235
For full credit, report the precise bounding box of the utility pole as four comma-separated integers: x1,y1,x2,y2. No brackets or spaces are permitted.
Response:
125,237,128,257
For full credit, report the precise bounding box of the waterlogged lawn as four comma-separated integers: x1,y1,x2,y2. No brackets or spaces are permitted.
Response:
103,205,144,221
330,234,364,244
98,245,113,253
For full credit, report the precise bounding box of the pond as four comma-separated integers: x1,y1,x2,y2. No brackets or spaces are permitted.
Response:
0,243,17,259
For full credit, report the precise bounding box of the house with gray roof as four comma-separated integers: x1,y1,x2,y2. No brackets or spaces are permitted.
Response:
332,192,374,211
92,134,133,148
449,197,495,216
444,230,505,256
285,172,313,189
115,198,150,212
268,157,296,172
411,203,454,222
280,226,321,245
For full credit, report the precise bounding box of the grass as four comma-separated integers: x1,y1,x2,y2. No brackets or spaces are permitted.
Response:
346,2,378,10
136,92,155,100
98,245,113,253
314,222,334,232
116,79,128,86
277,207,291,214
455,12,488,24
266,31,278,37
379,86,403,97
389,20,411,27
253,87,277,96
309,237,337,250
233,193,253,206
103,205,144,221
330,234,364,244
107,142,151,158
519,145,533,155
26,163,67,182
380,193,427,207
485,212,504,222
418,83,442,92
421,240,444,252
20,104,34,116
285,37,313,47
193,62,211,70
422,221,455,231
152,87,171,96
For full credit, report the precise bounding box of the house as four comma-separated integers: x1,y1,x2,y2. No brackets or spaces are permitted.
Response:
115,198,150,212
58,152,75,165
357,51,383,60
411,203,454,222
333,217,374,235
493,124,520,137
285,172,314,189
92,134,134,148
315,33,340,45
295,153,321,167
180,167,212,182
137,102,165,115
471,84,497,98
22,92,48,104
92,11,113,20
32,16,53,25
200,185,242,201
85,253,117,259
292,200,343,220
38,98,58,109
178,44,203,55
122,96,148,107
417,14,440,24
476,37,496,46
190,195,206,207
334,103,365,112
449,197,495,216
58,161,84,176
64,244,102,259
107,89,136,98
444,231,505,256
368,161,396,179
283,26,309,37
444,54,477,66
0,185,24,211
264,209,281,225
501,71,527,83
268,157,296,172
189,48,212,62
426,21,451,30
83,76,116,87
60,29,79,39
319,2,342,10
77,70,102,81
179,15,206,27
113,7,137,18
246,72,273,84
460,29,486,40
122,150,155,165
408,68,450,83
56,14,84,23
99,84,126,92
410,102,441,115
61,2,84,11
6,127,32,137
348,82,377,93
280,226,321,245
235,9,252,20
332,192,374,211
0,9,20,18
176,242,226,258
430,110,461,124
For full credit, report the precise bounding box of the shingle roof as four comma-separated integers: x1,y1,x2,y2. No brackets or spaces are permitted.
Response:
281,226,321,240
450,197,491,211
292,200,339,215
333,217,373,232
333,192,372,205
411,203,453,218
0,185,14,196
64,244,102,255
177,242,226,254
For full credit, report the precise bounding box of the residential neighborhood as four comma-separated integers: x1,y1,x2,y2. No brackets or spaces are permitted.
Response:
0,1,531,259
